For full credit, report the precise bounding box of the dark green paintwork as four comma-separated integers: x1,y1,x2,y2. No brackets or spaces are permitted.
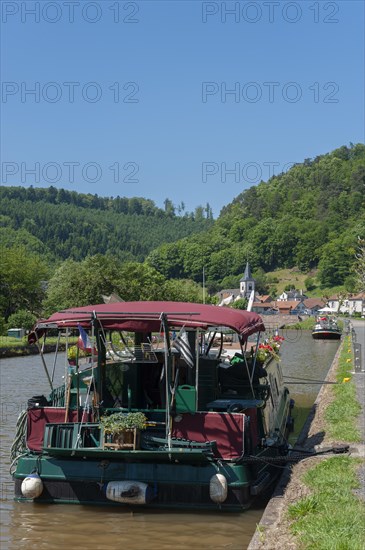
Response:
14,454,252,486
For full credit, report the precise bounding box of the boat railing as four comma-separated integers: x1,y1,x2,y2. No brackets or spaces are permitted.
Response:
106,343,158,364
43,422,102,451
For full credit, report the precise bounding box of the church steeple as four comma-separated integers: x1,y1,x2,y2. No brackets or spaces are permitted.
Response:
239,261,255,299
243,261,252,280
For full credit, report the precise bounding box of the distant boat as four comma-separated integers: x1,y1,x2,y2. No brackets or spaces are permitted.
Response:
312,315,342,340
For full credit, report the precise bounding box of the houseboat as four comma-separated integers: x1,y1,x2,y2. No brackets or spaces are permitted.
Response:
11,301,293,512
312,315,342,340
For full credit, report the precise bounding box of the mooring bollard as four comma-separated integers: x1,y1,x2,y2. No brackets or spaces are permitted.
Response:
353,342,362,373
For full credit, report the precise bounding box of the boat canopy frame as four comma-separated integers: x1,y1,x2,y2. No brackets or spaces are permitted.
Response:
30,301,265,342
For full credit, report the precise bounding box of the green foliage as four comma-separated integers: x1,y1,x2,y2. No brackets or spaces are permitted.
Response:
0,245,49,319
324,336,361,442
251,268,270,295
67,345,91,361
43,254,207,314
220,275,240,289
7,310,37,331
288,456,365,550
148,144,365,286
288,495,319,519
284,317,315,330
163,278,205,303
288,457,364,549
231,298,248,310
284,284,294,291
304,276,316,291
44,255,168,313
1,144,364,301
100,412,147,433
0,317,6,336
0,187,213,263
352,236,365,292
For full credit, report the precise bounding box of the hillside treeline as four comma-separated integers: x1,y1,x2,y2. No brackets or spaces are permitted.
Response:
0,144,364,329
147,144,365,289
0,187,214,262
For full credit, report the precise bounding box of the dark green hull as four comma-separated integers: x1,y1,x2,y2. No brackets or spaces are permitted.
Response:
13,452,279,511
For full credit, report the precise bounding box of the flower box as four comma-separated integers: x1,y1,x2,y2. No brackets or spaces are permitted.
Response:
101,412,147,450
104,428,140,450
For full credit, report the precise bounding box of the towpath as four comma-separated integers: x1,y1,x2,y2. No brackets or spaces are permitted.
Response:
351,320,365,442
248,320,365,549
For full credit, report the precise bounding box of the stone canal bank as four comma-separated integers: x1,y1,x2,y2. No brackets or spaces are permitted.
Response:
248,320,365,550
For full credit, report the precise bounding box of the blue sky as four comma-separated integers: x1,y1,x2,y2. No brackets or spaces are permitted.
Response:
1,0,364,216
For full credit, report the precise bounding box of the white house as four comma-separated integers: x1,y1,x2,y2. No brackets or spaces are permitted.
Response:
277,290,307,302
328,293,365,316
348,293,365,316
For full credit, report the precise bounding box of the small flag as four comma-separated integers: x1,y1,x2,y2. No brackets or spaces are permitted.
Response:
77,324,95,353
173,327,194,368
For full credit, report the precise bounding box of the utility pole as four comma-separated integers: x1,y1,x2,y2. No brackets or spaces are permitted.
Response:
203,266,206,304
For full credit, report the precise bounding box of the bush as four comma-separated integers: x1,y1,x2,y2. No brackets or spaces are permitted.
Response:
304,276,316,291
7,310,36,331
231,298,248,310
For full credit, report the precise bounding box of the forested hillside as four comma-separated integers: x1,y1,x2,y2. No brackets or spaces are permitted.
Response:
1,144,364,328
147,144,365,290
0,187,213,262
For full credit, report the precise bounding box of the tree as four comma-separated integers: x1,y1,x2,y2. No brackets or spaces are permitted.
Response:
353,236,365,292
163,198,175,216
116,262,166,301
44,255,123,314
44,256,168,314
304,277,316,291
0,245,48,319
163,279,204,302
7,310,37,331
318,237,355,287
231,298,248,310
252,268,270,295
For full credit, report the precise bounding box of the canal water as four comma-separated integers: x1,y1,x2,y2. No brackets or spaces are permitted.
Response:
0,331,339,550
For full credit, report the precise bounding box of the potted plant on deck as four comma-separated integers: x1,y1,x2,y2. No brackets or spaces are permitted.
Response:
67,345,92,366
101,412,147,450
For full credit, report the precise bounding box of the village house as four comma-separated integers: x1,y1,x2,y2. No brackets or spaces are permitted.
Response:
277,289,308,302
217,264,363,317
302,298,327,316
327,293,365,316
348,293,365,316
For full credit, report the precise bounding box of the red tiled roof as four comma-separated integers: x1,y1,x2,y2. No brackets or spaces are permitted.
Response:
349,293,365,300
303,298,326,308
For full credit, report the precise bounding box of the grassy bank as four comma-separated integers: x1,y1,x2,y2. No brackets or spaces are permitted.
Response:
287,456,364,549
0,335,78,357
284,317,315,330
325,335,361,442
0,335,72,347
286,334,364,549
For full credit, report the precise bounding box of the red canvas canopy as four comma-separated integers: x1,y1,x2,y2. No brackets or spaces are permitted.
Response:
30,301,265,340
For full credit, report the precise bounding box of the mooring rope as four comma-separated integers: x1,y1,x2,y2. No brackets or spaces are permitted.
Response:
236,444,350,468
9,409,28,473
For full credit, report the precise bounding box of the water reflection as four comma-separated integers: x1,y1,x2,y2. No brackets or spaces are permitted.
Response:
4,504,263,550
